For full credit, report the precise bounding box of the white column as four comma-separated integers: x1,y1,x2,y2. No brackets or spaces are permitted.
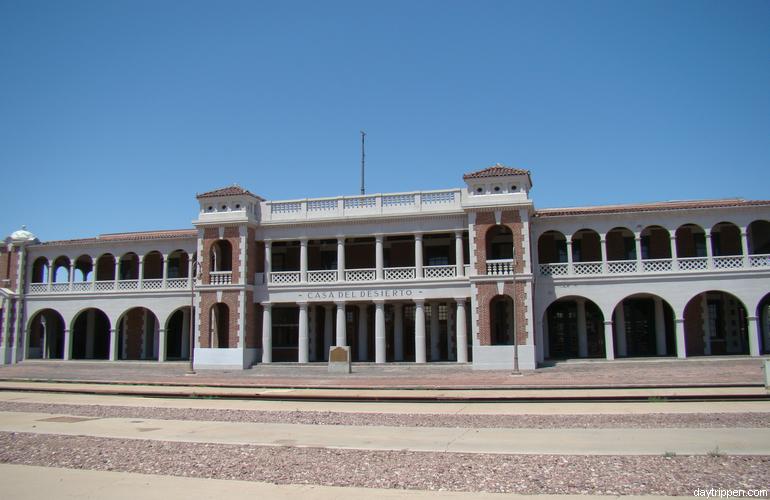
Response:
414,233,423,278
114,259,120,287
576,298,588,358
599,234,608,274
162,255,169,289
264,241,272,282
335,302,346,346
187,253,194,288
47,262,54,290
614,304,627,357
374,300,386,364
375,235,384,281
675,318,686,359
455,231,464,276
705,230,714,269
91,257,98,288
670,234,679,271
300,239,308,283
654,297,666,356
740,229,750,268
323,305,333,360
634,233,643,264
565,235,574,275
68,261,75,290
603,320,615,360
63,329,72,360
357,304,368,361
109,327,118,361
747,316,760,357
337,237,346,281
430,302,440,361
455,299,468,363
261,303,272,363
138,255,144,289
393,303,404,361
298,303,309,363
414,299,426,363
158,328,167,362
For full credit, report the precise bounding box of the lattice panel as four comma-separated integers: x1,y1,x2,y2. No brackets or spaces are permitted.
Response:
269,272,300,284
713,256,742,269
142,279,163,290
573,262,603,275
117,280,139,290
71,282,92,292
308,270,336,283
382,194,414,206
271,202,301,214
51,283,70,292
539,263,567,276
384,267,416,280
308,199,337,211
678,257,707,270
95,281,115,292
422,191,455,204
749,255,770,267
607,261,637,274
641,259,672,273
345,269,376,281
344,197,376,209
424,265,456,278
166,278,189,289
28,284,48,294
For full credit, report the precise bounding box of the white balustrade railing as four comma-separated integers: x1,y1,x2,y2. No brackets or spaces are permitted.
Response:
209,271,233,285
423,265,457,279
71,282,92,292
607,260,637,274
51,283,70,292
28,283,48,294
678,257,708,271
269,271,300,284
345,268,376,282
307,270,337,283
641,259,672,273
486,259,514,276
142,279,163,290
538,254,770,277
539,263,568,276
573,261,603,275
384,267,416,280
95,281,116,291
712,255,743,269
166,278,189,289
28,278,193,293
749,254,770,267
117,280,139,290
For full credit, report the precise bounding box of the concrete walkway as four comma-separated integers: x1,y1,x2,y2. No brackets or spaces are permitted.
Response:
0,464,680,500
3,410,769,455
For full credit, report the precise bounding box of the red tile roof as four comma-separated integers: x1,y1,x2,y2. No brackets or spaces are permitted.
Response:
40,229,197,246
463,164,531,179
196,185,262,199
535,198,770,217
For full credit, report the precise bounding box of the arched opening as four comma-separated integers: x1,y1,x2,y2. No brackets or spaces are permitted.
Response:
142,251,163,280
675,224,706,258
167,250,190,278
490,295,515,345
73,255,93,282
27,309,65,359
711,222,742,256
209,303,231,348
31,257,49,283
119,252,139,280
571,229,601,262
117,307,160,360
747,220,770,255
611,294,675,358
210,240,233,272
640,226,671,260
683,291,748,356
537,231,567,264
486,225,513,260
95,253,116,281
71,308,110,359
544,297,604,359
606,227,636,261
52,256,70,283
165,307,192,360
758,293,770,354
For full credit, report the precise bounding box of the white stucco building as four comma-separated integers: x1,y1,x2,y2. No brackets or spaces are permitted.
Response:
2,165,769,370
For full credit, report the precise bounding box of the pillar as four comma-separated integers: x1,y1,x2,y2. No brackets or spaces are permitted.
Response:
455,299,468,363
91,257,98,288
337,237,346,281
109,327,118,361
187,253,194,288
264,241,272,282
158,328,167,362
63,328,72,360
455,231,464,276
114,259,120,286
261,303,272,363
308,306,316,361
747,316,760,357
298,303,309,363
374,300,386,363
323,305,333,360
675,318,686,359
300,239,308,283
599,234,608,273
414,299,426,363
393,303,404,361
565,235,574,275
357,304,368,361
670,234,679,271
634,233,643,263
138,256,144,289
68,261,75,290
415,233,423,278
740,229,750,268
335,302,346,346
430,302,440,361
162,255,169,289
47,262,54,290
447,304,454,359
705,230,713,269
614,304,627,357
375,235,384,280
603,320,614,360
654,297,666,356
576,298,588,358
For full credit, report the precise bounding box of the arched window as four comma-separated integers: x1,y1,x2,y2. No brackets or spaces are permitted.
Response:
210,303,230,348
486,225,513,260
675,224,706,258
537,231,566,264
31,257,49,283
747,220,770,255
490,295,514,345
640,226,671,260
210,240,233,272
606,227,635,261
711,222,741,256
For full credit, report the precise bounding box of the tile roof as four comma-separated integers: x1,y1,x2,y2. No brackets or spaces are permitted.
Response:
463,164,531,179
535,198,770,217
196,184,262,199
39,229,197,246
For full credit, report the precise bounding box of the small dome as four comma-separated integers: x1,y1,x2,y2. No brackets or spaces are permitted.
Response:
8,225,38,244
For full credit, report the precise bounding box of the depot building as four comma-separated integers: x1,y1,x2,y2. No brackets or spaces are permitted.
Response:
1,165,769,370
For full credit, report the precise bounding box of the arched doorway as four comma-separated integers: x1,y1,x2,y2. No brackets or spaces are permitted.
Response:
490,295,515,345
611,294,675,358
117,307,160,360
545,297,604,359
165,307,191,360
27,309,65,359
683,291,748,356
71,308,110,359
210,303,231,348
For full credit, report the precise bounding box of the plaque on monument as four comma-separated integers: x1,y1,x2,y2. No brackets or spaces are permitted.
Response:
328,346,351,374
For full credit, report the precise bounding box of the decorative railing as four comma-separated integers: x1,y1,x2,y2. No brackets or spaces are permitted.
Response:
307,270,337,283
142,279,163,290
573,261,603,275
486,259,514,276
27,278,194,294
269,271,300,284
29,283,48,294
678,257,708,271
345,268,376,282
538,254,770,277
423,265,456,279
209,271,232,285
384,267,416,281
712,256,743,269
749,254,770,267
608,260,637,274
166,278,189,289
117,280,139,290
641,259,672,273
539,262,568,276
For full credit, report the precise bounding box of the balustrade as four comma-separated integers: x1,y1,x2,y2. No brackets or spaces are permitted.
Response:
345,268,376,282
384,267,416,281
423,265,456,279
307,270,337,283
486,259,514,276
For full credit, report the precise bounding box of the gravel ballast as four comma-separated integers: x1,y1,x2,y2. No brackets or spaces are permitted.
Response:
1,432,767,495
1,401,768,429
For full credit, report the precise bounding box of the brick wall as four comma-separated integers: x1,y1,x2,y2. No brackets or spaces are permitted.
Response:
472,211,526,275
198,291,240,348
202,226,241,283
0,247,19,291
474,281,528,346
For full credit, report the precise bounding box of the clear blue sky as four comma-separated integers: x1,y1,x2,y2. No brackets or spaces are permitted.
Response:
1,0,768,241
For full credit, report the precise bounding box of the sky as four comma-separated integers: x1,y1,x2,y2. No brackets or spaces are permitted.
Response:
1,0,768,241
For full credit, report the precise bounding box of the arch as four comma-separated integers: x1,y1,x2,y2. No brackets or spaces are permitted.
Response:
544,296,604,359
210,240,233,272
605,227,635,261
209,303,231,348
537,230,567,264
489,295,514,345
95,253,116,281
116,307,160,360
747,220,770,255
675,223,706,258
31,257,49,283
167,250,190,278
119,252,139,280
611,293,675,358
52,256,71,283
758,293,770,355
640,225,671,259
571,229,601,263
73,255,93,282
710,221,741,256
71,308,111,360
26,309,65,359
164,306,192,360
683,291,748,356
486,225,513,261
142,251,163,280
